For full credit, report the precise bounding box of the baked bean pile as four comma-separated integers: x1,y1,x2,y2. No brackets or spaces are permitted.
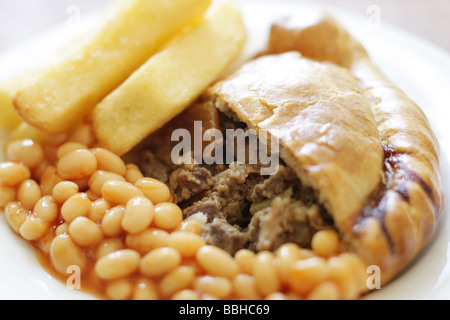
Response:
0,123,369,300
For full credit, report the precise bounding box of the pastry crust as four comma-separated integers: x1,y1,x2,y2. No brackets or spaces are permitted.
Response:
206,13,444,286
266,12,444,284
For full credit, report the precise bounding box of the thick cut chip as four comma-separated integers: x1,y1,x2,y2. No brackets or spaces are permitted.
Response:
13,0,212,133
92,0,247,156
1,25,109,132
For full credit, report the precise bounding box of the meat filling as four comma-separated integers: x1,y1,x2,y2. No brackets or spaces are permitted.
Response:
138,104,334,255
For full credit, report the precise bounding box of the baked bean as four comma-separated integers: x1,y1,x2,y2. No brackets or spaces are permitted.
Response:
40,166,63,196
140,247,182,278
101,180,144,205
0,162,31,187
194,276,232,299
68,123,95,147
171,290,200,301
340,253,368,293
233,274,261,300
135,178,171,205
0,185,16,208
180,258,203,276
327,255,361,300
125,228,169,254
95,249,141,281
196,246,239,279
153,202,183,231
133,278,159,301
89,198,111,222
159,266,195,298
265,292,289,300
167,231,205,259
122,197,154,234
125,164,144,184
201,294,219,301
253,252,280,297
20,216,50,241
175,219,203,235
275,243,303,284
6,139,44,169
61,193,92,223
18,180,43,210
235,249,256,274
306,282,340,300
55,222,69,236
5,202,28,234
299,248,316,259
311,230,340,257
34,195,58,222
96,238,124,259
106,279,133,300
276,243,303,259
52,181,79,204
56,142,88,159
50,234,87,274
289,257,328,296
91,148,127,176
101,205,125,237
69,217,103,247
89,171,126,196
57,149,97,180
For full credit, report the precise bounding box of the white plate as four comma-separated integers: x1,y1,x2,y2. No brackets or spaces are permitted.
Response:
0,0,449,300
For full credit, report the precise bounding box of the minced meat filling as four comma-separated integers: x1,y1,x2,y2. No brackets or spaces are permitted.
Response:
138,112,334,255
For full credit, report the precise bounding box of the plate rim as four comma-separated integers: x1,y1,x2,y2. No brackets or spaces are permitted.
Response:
0,0,449,300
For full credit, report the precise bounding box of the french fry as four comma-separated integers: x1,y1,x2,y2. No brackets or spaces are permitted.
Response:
13,0,212,133
0,24,108,133
0,76,45,148
92,0,247,156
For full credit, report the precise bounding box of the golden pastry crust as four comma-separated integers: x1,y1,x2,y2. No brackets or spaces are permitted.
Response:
206,13,444,286
206,52,384,274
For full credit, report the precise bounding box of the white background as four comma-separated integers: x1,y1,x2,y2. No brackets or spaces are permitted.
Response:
1,0,449,54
